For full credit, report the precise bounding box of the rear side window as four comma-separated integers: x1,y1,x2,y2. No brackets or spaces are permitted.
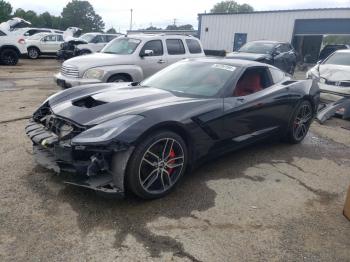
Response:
185,39,202,54
166,39,185,55
57,35,64,41
270,68,285,83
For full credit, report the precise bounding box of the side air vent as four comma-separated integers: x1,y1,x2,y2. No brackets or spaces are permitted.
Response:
72,96,107,108
282,80,297,85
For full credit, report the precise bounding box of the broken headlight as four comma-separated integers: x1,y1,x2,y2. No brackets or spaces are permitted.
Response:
71,115,144,144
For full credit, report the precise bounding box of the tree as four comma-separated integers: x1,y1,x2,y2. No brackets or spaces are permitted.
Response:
61,0,105,32
106,27,117,34
145,26,162,30
0,0,12,22
211,1,253,13
165,24,194,30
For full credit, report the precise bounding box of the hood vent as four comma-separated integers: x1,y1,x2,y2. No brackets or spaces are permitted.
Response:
73,96,107,108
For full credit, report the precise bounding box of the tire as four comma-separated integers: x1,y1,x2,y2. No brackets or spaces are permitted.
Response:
0,49,19,65
285,100,313,144
124,131,188,199
27,47,40,59
108,74,131,83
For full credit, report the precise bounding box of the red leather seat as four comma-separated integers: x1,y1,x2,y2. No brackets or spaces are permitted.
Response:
234,72,263,96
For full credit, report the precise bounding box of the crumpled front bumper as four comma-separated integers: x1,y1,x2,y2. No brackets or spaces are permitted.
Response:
25,119,126,197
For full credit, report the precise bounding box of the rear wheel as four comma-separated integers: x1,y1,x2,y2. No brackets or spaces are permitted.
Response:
286,100,313,144
28,47,40,59
125,131,188,199
0,49,19,65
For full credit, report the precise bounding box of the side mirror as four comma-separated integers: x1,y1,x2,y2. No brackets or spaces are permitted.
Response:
41,38,47,42
140,49,154,57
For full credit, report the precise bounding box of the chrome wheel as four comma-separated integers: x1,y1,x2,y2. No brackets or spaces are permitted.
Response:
28,48,39,59
139,138,185,194
293,102,312,141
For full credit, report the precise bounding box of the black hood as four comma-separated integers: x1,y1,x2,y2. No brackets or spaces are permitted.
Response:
48,84,207,126
226,52,271,61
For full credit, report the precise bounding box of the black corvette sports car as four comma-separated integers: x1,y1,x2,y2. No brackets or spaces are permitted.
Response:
26,58,319,199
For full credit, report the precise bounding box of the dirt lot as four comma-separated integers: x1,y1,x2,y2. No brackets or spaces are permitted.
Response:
0,59,350,262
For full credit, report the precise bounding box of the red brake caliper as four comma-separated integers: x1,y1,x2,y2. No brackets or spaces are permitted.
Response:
167,149,176,175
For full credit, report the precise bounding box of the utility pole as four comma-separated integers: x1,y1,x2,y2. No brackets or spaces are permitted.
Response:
130,9,133,31
173,18,177,26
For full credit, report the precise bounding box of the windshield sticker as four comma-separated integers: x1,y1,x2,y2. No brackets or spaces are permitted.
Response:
212,64,236,72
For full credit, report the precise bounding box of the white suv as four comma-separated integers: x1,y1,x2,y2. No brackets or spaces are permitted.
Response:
26,33,64,59
54,34,205,88
76,33,121,54
0,29,27,65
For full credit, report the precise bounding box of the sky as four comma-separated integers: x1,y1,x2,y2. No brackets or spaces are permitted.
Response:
7,0,350,32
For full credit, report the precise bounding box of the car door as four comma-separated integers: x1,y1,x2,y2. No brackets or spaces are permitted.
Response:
272,44,287,72
222,66,291,146
56,35,64,51
138,39,168,78
165,39,187,65
41,35,57,53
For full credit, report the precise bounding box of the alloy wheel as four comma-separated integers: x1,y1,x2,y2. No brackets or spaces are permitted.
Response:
28,49,38,59
293,103,312,141
139,138,185,194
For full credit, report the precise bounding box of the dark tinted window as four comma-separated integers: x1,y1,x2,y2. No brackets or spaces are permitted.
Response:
106,35,117,42
141,40,163,56
186,39,202,54
93,35,106,43
57,35,64,41
0,30,6,36
166,39,185,55
270,68,285,83
43,35,56,42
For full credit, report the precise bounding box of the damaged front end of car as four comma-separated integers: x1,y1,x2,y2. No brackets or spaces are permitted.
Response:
25,102,136,197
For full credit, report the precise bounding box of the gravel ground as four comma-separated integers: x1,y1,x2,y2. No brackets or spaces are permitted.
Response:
0,59,349,262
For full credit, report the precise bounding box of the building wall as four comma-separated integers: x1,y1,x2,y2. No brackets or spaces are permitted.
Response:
199,9,350,51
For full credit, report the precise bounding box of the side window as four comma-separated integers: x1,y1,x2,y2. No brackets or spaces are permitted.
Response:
0,30,6,36
270,68,285,83
233,67,273,97
91,35,105,43
43,35,56,42
140,40,163,56
106,35,117,42
185,39,202,54
166,39,185,55
57,35,64,42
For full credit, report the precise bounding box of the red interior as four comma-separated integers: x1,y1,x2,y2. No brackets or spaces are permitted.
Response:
234,72,263,97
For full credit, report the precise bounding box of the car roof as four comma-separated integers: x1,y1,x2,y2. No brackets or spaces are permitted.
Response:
187,57,274,68
335,49,350,53
125,34,195,40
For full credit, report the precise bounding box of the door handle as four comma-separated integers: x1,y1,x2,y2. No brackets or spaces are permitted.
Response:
158,59,166,64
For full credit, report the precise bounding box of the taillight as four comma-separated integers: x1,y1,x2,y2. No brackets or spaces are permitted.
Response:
18,38,25,44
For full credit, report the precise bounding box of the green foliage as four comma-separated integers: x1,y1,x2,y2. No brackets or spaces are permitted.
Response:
210,1,254,13
322,35,350,46
106,27,117,34
165,24,194,30
61,0,105,32
0,0,12,22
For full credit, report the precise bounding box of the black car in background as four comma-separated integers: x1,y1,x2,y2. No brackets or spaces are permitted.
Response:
226,40,297,75
318,44,350,61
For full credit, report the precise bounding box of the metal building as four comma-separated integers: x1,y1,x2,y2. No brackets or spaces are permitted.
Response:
198,8,350,62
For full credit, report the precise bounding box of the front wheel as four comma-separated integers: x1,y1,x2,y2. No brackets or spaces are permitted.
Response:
125,131,188,199
27,47,40,59
286,100,313,144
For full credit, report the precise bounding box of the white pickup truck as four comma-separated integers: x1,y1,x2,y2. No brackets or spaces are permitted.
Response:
54,34,205,88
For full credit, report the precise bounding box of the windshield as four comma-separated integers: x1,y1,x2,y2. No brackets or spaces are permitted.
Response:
80,34,96,43
141,61,236,97
324,52,350,66
102,37,141,54
239,42,276,54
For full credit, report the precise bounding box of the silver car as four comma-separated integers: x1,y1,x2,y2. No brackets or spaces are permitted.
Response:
54,34,205,88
